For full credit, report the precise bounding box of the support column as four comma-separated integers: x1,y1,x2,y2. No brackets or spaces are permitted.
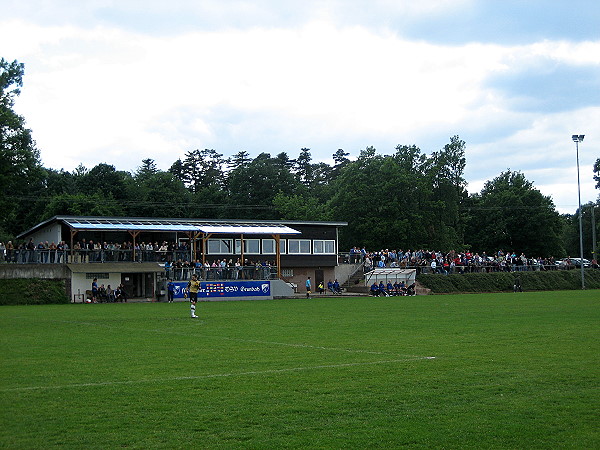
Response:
70,229,78,263
128,231,140,261
274,234,281,279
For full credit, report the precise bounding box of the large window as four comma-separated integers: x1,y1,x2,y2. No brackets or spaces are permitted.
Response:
207,239,233,254
262,239,275,254
262,239,286,254
235,239,261,254
288,239,311,254
313,240,336,254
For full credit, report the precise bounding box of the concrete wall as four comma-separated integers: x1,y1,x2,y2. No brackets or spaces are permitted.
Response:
0,264,72,301
334,263,362,285
0,264,70,280
270,279,295,298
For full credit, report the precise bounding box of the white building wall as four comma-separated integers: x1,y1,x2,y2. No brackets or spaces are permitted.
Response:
71,272,121,302
27,223,63,246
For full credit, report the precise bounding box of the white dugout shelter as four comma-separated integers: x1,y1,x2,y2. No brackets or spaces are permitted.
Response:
364,268,417,285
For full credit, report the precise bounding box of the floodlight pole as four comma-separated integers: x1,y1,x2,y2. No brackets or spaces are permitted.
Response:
573,134,585,289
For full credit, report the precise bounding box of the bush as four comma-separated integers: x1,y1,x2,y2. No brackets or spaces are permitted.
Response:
417,269,600,294
0,279,69,306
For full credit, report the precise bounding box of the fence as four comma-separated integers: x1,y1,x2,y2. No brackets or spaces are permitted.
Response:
165,265,278,281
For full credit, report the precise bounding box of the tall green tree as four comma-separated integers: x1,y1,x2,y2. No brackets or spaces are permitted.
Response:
0,58,45,238
180,149,225,193
227,152,301,219
464,170,564,256
134,158,158,183
77,163,132,202
424,135,468,249
127,171,191,218
328,146,432,250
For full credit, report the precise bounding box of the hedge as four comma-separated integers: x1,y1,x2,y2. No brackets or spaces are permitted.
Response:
0,278,70,306
417,269,600,294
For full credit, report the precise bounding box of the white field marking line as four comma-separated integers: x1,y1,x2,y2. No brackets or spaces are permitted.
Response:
1,356,436,393
22,318,431,359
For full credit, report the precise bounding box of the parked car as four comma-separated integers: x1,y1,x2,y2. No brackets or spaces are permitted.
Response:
556,257,590,268
569,258,591,268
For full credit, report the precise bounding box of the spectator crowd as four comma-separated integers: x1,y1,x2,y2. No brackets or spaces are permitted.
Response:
347,247,599,274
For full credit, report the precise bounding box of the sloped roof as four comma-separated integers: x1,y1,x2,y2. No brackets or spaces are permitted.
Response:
17,216,346,239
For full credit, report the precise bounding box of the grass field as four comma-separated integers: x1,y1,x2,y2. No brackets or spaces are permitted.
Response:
1,291,599,448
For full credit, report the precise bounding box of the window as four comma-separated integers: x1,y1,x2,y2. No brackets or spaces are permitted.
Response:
207,239,233,254
262,239,275,254
313,240,336,254
86,273,109,279
281,269,294,277
288,239,311,254
262,239,286,254
235,239,260,254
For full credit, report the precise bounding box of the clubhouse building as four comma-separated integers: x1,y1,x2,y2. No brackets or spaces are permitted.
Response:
6,216,351,301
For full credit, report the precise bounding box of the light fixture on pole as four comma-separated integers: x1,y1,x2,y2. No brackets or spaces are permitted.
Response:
572,134,585,289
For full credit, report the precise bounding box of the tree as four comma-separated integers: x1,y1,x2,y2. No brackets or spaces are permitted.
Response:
464,170,564,256
41,193,125,219
169,158,185,183
328,147,432,250
0,58,45,238
180,149,225,193
424,136,468,248
294,148,315,186
134,158,158,183
227,151,252,171
562,202,599,260
330,148,350,180
273,192,331,221
127,171,191,218
77,163,132,201
227,152,301,219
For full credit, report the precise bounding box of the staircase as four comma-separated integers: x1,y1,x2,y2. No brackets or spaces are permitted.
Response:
343,268,369,294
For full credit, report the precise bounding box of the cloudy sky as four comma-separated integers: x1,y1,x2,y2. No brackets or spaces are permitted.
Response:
2,0,599,213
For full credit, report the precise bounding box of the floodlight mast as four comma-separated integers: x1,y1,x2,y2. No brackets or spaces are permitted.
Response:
572,134,585,289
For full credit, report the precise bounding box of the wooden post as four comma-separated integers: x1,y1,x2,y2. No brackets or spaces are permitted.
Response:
193,232,202,263
70,229,77,263
274,234,281,279
202,233,212,265
240,234,245,268
128,230,140,261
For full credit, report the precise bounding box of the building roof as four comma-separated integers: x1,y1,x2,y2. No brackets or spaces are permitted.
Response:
17,215,347,239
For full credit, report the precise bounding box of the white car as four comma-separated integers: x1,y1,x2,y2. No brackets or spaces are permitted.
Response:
569,258,591,268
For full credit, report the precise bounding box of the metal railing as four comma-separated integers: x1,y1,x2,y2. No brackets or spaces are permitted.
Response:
164,265,278,281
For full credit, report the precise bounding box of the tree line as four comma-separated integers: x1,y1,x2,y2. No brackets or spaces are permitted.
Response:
2,58,599,258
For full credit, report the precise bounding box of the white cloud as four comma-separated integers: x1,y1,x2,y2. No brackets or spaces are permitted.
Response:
3,8,599,213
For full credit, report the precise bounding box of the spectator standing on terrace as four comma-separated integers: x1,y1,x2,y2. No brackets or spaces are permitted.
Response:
6,241,14,262
430,259,437,274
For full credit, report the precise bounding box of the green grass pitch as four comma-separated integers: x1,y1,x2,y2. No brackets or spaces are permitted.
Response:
1,291,598,448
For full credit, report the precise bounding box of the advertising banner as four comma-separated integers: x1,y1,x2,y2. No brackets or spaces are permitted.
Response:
169,281,271,299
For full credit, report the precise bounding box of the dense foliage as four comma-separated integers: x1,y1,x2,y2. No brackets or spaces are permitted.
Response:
2,58,598,258
418,269,600,293
0,278,69,305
